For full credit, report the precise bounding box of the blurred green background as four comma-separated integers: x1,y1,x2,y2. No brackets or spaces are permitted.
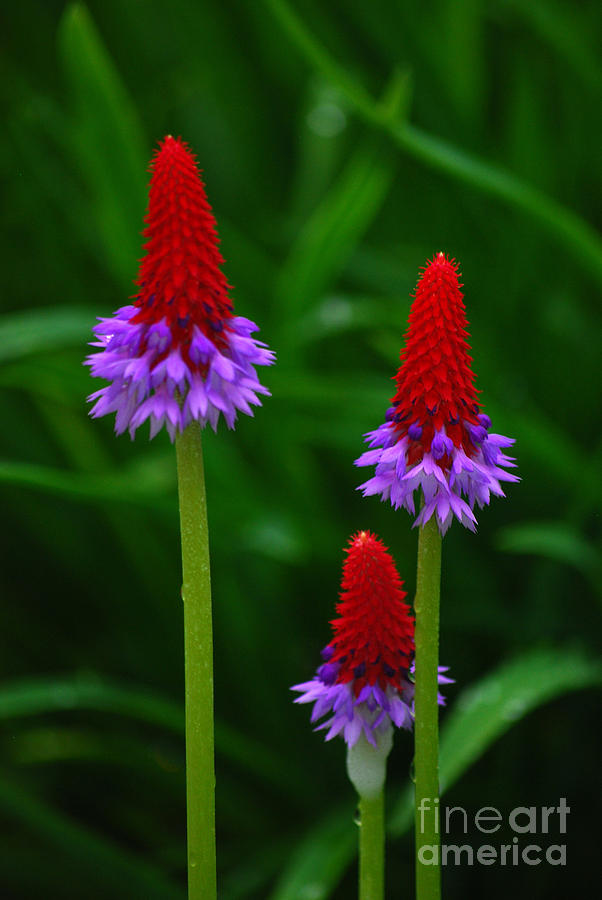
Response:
1,0,601,897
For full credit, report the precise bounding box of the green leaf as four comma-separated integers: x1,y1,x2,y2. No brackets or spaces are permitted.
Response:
0,459,175,510
390,647,602,831
268,809,355,900
0,674,301,800
276,134,394,340
221,841,295,900
58,3,148,286
505,0,602,93
272,647,602,899
0,675,183,732
441,644,602,773
275,70,410,354
263,0,377,121
291,293,401,346
0,774,184,899
0,307,94,364
397,122,602,288
507,408,600,503
266,0,602,288
496,521,602,595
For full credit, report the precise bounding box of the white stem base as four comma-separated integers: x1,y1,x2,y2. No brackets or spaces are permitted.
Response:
346,727,393,799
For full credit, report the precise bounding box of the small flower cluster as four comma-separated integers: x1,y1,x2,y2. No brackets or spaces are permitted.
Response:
292,531,452,747
86,136,274,440
356,253,518,534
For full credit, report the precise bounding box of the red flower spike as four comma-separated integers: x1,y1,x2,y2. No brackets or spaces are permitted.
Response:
392,252,480,459
329,531,414,697
292,530,452,747
356,252,518,534
133,135,233,348
86,134,274,440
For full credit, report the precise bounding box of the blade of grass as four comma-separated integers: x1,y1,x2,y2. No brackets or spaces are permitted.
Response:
58,3,148,286
396,123,602,287
265,0,602,288
0,307,94,364
268,808,355,900
428,646,602,796
0,773,184,900
438,0,486,123
502,0,602,93
0,676,183,732
271,647,602,900
220,837,295,900
8,115,98,260
0,675,302,800
275,69,410,354
0,459,174,510
495,521,602,598
390,647,602,835
276,137,394,330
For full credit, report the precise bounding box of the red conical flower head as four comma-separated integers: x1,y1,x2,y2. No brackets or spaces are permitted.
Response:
291,530,452,747
86,134,274,439
391,252,480,465
356,251,517,534
132,135,233,349
328,531,414,697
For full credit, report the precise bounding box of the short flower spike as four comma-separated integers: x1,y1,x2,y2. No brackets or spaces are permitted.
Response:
291,531,451,747
86,135,274,439
355,253,518,534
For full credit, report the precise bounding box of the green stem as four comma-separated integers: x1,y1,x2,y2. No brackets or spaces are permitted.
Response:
359,791,385,900
175,423,216,900
413,515,442,900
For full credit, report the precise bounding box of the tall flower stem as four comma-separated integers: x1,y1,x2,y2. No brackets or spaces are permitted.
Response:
359,791,385,900
175,422,216,900
413,514,442,900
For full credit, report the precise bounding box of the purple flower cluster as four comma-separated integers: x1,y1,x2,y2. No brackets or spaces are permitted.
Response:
86,306,274,440
356,414,518,535
292,647,452,748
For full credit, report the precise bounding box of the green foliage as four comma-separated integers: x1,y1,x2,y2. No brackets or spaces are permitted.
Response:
271,647,602,899
59,3,149,285
1,0,600,897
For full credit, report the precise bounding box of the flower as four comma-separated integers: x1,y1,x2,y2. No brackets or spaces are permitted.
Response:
86,135,274,439
355,253,518,534
291,531,451,747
